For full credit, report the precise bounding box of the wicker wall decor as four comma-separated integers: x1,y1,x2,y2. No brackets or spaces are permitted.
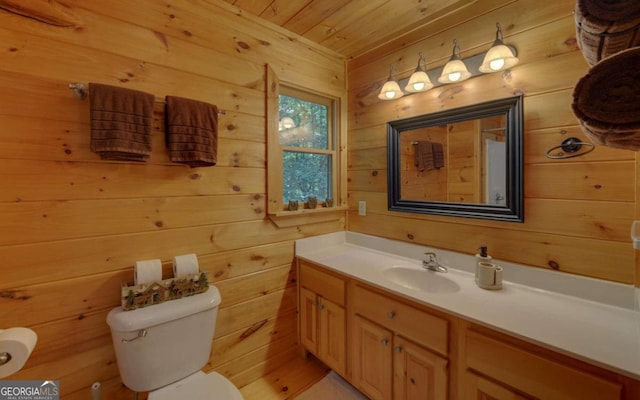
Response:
572,47,640,150
572,0,640,151
574,0,640,66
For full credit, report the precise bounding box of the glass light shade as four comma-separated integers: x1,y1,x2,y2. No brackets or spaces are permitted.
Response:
280,117,295,129
438,59,471,84
405,70,433,93
378,79,404,100
479,43,519,73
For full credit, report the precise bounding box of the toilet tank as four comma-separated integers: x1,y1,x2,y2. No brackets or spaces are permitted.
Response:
107,285,221,393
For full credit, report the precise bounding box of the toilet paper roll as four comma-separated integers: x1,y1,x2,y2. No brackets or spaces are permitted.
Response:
173,253,199,278
0,327,37,378
134,259,162,285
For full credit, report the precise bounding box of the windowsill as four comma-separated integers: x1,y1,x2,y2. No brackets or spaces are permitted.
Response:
268,206,348,227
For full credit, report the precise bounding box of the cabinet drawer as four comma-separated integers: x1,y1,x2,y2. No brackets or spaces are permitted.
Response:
299,261,345,306
466,330,623,400
464,371,529,400
352,284,448,356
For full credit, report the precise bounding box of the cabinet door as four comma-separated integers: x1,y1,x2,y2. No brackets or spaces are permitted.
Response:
318,297,346,376
394,336,448,400
464,371,530,400
352,315,393,400
300,287,318,353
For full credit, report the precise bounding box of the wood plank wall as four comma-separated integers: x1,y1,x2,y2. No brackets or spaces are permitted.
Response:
346,0,638,285
0,0,345,398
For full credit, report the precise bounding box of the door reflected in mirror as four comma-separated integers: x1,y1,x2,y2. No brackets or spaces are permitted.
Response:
388,96,523,222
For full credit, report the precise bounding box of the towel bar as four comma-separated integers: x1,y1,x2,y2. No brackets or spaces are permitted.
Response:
68,83,226,115
545,137,595,159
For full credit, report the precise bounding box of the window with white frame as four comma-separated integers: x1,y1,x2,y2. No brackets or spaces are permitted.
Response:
277,86,337,208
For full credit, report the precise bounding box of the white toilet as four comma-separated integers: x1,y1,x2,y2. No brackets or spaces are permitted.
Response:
107,285,243,399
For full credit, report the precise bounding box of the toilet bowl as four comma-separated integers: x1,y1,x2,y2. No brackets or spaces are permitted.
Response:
107,285,243,399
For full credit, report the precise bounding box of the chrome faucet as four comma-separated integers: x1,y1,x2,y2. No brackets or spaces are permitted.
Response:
423,252,448,273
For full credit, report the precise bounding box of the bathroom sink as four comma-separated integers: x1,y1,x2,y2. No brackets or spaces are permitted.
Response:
381,265,460,293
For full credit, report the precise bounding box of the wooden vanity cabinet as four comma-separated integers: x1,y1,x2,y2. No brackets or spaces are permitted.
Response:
298,260,347,376
351,283,448,400
296,259,640,400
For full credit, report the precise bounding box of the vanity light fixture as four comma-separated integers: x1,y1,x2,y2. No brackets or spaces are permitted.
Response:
377,22,518,101
405,52,433,93
378,64,404,100
438,39,471,84
479,22,519,73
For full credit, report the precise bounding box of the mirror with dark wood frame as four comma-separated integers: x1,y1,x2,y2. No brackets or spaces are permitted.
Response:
387,95,524,222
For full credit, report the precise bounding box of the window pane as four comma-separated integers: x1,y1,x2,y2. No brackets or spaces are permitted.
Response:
279,94,329,149
282,151,332,202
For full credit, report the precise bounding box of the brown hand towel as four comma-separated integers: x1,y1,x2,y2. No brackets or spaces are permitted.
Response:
89,83,155,161
414,141,434,172
432,142,445,169
165,96,218,168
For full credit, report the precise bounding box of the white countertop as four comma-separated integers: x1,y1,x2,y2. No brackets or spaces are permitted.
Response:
295,232,640,380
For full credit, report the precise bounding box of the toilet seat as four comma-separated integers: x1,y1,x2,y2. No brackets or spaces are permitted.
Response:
148,370,243,400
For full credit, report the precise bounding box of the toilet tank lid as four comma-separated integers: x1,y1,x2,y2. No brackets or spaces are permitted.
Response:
107,285,221,332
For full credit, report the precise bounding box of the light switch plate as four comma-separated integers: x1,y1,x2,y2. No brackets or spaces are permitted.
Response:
358,201,366,216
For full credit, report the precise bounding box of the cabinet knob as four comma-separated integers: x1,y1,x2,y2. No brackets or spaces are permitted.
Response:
318,303,325,310
395,346,402,353
381,339,389,346
387,311,396,319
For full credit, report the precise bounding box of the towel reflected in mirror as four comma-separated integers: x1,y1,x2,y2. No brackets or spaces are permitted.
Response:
414,140,445,172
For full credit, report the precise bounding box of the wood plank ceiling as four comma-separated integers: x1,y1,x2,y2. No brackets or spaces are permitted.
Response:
223,0,487,59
